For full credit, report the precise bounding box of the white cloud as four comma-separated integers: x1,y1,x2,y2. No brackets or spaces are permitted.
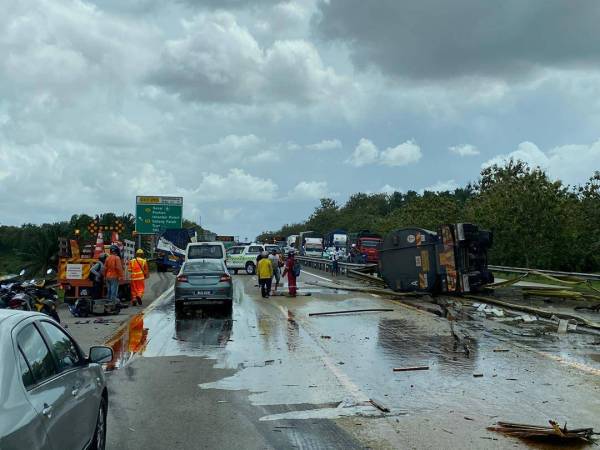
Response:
449,144,480,157
380,184,402,194
346,138,422,167
346,138,379,167
380,140,422,167
193,169,278,201
421,179,459,193
305,139,342,151
150,12,348,105
289,181,331,199
483,140,600,185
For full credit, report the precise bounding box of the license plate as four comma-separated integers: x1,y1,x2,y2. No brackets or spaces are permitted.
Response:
195,290,212,296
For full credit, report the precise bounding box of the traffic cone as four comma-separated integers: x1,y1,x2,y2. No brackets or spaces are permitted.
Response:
93,231,104,258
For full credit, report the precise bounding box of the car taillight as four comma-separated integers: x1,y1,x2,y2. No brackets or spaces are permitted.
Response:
220,275,231,282
176,275,188,282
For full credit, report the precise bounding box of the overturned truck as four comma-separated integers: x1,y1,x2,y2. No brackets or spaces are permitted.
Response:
379,223,493,294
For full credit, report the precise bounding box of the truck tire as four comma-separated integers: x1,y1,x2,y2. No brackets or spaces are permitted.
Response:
245,262,255,275
233,269,238,275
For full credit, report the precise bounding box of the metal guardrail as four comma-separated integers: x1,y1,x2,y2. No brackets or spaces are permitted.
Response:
297,256,600,282
488,265,600,281
296,255,375,275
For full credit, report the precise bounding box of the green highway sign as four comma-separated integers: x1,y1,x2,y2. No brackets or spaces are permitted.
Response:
135,196,183,234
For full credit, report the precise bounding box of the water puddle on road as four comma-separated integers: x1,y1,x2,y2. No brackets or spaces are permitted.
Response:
104,279,600,426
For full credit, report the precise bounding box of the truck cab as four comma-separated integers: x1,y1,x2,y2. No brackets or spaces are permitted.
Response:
347,231,383,263
225,243,265,275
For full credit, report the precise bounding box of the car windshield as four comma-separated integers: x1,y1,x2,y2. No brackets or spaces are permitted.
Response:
361,240,380,248
184,260,224,273
188,245,223,259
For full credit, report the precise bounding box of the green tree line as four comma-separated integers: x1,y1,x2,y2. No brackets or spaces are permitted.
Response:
258,161,600,272
0,213,207,276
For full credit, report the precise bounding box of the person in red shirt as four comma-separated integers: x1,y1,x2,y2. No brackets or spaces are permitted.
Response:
281,250,298,297
104,245,124,304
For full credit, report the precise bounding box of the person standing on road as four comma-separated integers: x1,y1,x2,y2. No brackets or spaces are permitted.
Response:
268,249,282,294
281,250,298,297
330,247,339,277
104,245,124,304
90,253,107,299
128,249,149,306
257,251,273,298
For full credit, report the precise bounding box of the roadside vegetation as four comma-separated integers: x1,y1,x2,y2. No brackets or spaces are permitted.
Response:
259,161,600,273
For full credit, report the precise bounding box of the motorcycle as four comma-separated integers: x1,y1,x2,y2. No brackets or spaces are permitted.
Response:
0,269,60,322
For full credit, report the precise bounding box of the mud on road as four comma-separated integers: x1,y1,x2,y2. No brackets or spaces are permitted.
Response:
103,269,600,449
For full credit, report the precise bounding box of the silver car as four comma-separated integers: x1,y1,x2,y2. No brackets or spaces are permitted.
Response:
175,259,233,314
0,309,113,450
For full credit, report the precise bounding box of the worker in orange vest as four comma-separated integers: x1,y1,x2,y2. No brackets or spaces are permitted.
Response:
128,249,149,306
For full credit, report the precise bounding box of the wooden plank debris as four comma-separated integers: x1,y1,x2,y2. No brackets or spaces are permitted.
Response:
393,366,429,372
488,420,597,442
308,308,394,317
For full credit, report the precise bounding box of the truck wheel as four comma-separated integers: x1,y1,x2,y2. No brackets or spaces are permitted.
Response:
245,263,255,275
233,269,238,275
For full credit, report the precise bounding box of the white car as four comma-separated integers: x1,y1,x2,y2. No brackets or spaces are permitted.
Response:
185,242,227,266
225,243,265,275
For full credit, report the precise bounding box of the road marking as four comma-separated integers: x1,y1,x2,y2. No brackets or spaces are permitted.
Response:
301,269,333,283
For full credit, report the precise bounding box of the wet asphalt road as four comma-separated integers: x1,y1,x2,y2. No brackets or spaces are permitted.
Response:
105,270,600,449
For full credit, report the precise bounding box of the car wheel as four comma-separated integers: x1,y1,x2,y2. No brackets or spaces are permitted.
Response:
245,263,255,275
223,301,233,315
91,397,107,450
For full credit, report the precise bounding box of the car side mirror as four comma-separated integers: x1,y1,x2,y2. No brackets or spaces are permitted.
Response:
89,346,113,364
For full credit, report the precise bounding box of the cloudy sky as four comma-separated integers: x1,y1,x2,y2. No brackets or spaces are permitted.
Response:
2,0,600,239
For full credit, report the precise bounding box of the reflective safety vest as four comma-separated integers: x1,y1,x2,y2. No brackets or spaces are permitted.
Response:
128,257,148,281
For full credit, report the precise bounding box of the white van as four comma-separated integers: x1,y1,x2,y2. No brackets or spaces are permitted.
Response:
185,242,227,266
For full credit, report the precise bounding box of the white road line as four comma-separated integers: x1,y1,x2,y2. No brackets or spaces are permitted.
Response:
300,269,333,283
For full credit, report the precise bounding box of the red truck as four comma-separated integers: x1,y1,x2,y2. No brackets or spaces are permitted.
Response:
347,231,383,263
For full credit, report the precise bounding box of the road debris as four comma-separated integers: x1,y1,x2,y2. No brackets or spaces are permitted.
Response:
320,335,331,339
488,420,597,442
473,373,484,378
308,308,394,317
393,366,429,372
493,349,510,353
369,398,390,413
557,319,569,334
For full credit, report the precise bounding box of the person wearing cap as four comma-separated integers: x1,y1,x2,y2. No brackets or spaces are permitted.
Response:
128,249,149,306
281,250,298,297
90,253,107,299
104,245,124,304
257,251,273,298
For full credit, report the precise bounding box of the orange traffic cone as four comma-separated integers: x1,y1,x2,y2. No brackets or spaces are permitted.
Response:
93,231,104,258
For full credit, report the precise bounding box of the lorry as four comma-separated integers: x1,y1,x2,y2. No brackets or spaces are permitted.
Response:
295,231,322,256
347,231,383,263
155,228,197,273
378,223,493,293
303,237,324,257
324,229,347,249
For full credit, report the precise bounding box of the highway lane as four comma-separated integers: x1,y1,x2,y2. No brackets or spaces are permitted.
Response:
105,270,600,449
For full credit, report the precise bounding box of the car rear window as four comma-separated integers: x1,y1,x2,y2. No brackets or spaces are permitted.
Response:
17,324,57,388
188,245,223,259
184,260,225,273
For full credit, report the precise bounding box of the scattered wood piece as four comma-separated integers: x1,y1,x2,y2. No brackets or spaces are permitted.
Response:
369,398,390,413
393,366,429,372
464,417,474,421
488,420,596,442
493,349,509,353
309,308,394,317
473,373,484,378
320,335,331,339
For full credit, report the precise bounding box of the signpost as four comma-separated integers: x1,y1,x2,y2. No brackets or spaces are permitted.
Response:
135,196,183,235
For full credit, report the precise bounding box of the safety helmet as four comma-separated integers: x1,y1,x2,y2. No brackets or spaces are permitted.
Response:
99,253,108,262
136,249,144,256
